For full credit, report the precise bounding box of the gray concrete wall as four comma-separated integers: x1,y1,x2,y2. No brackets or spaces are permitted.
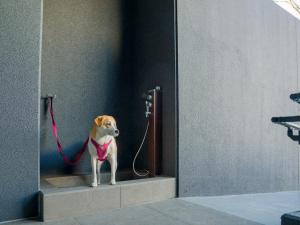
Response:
40,0,133,175
178,0,300,196
0,0,42,221
131,0,177,176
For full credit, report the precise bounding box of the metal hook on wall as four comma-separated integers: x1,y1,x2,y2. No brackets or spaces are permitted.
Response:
41,94,57,115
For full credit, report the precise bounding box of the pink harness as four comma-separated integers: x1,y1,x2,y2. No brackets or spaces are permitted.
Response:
91,138,112,161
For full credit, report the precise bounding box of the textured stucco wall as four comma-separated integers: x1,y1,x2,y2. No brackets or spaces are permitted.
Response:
131,0,177,176
40,0,133,175
178,0,300,196
0,0,42,221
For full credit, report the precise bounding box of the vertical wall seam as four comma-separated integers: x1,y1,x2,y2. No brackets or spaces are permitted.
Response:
174,0,179,197
37,0,44,219
37,0,44,193
294,18,300,191
296,19,300,191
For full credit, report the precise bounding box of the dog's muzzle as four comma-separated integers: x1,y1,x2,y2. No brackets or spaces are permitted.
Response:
106,127,119,137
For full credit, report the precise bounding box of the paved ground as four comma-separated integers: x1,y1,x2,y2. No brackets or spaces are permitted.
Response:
5,199,260,225
5,191,300,225
183,191,300,225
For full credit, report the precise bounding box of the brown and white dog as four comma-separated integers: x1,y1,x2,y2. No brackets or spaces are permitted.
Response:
88,115,119,187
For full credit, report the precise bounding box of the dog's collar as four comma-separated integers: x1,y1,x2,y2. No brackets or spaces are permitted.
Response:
91,138,112,161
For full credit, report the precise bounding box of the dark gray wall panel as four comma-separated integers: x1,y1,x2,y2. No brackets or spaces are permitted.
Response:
0,0,42,221
41,0,133,175
131,0,176,176
178,0,300,196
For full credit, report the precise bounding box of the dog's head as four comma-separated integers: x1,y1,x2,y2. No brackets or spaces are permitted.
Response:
93,115,119,137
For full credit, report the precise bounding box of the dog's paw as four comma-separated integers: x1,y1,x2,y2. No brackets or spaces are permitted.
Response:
111,180,116,185
91,182,98,187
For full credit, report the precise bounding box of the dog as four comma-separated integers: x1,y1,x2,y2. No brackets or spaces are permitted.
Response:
88,115,119,187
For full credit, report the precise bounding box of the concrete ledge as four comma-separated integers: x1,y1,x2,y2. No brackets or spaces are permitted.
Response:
40,177,176,221
121,177,176,207
41,185,120,221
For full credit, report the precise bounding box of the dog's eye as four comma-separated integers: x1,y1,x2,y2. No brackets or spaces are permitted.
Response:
105,122,111,127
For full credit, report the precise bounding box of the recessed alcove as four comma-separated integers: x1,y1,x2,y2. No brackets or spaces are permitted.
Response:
39,0,176,219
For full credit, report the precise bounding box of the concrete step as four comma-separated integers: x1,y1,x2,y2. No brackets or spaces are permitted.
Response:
39,176,176,221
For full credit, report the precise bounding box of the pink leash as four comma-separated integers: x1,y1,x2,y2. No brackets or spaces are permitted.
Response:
49,97,112,165
49,97,89,165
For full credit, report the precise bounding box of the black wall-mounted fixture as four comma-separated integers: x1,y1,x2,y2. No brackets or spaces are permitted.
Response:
290,92,300,104
272,92,300,225
271,92,300,143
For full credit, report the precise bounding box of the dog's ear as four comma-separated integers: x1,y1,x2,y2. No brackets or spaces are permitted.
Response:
94,116,104,126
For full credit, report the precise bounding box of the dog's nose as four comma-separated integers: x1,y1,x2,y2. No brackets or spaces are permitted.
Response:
114,129,119,135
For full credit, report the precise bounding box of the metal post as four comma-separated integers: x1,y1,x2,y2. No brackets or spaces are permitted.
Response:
148,87,162,177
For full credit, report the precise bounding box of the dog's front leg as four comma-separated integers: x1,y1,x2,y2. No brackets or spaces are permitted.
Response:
91,157,98,187
109,155,117,185
97,160,103,185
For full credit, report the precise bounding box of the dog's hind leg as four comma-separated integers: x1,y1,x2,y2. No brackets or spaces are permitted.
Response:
91,157,98,187
97,160,103,185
